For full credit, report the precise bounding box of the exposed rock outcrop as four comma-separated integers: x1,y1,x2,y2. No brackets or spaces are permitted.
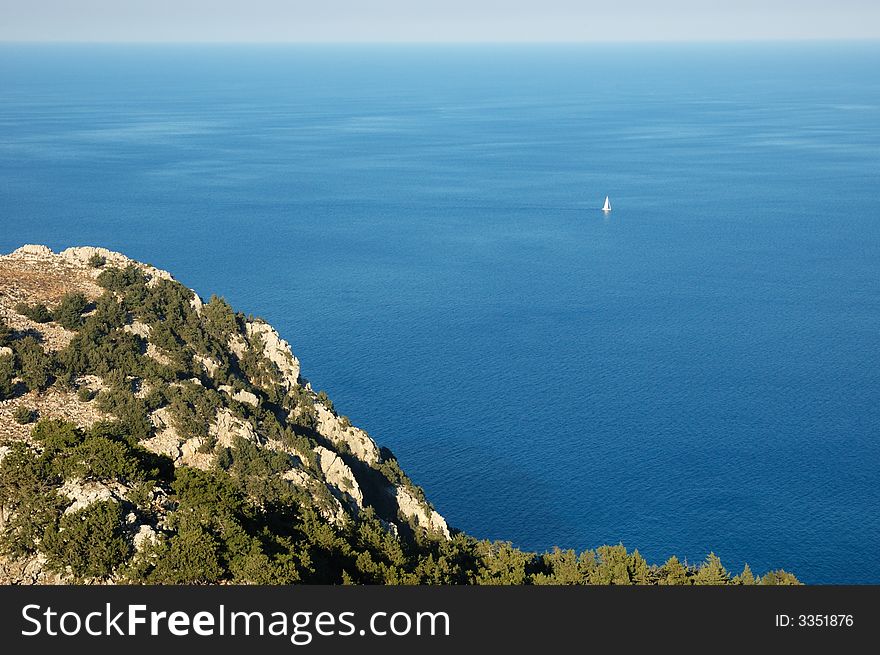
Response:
59,479,129,514
315,445,365,511
245,320,301,390
393,485,451,539
315,404,380,465
0,244,452,584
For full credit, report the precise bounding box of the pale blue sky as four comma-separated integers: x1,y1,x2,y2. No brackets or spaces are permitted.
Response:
2,0,878,42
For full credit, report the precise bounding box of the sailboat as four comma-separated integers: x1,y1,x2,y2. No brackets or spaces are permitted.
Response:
602,196,612,212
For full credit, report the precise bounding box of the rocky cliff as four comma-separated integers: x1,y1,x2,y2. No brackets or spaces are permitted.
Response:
0,245,448,584
0,244,800,586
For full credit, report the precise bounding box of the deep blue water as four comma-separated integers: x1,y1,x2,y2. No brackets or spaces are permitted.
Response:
1,43,879,583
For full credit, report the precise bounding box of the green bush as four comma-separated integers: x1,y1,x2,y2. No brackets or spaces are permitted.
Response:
165,382,221,440
202,295,239,345
657,555,691,585
760,570,801,585
0,443,65,557
77,386,95,402
95,388,152,441
0,317,12,346
31,418,85,447
13,336,53,392
42,500,131,580
0,353,15,400
316,390,334,413
145,525,224,584
65,436,146,483
694,553,731,586
62,322,143,380
96,264,147,294
53,292,89,330
14,405,36,424
88,253,106,268
15,302,52,323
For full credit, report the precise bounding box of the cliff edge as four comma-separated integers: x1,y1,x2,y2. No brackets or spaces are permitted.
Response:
0,245,448,584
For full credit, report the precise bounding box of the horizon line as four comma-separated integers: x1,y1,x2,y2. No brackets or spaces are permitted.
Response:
2,37,880,46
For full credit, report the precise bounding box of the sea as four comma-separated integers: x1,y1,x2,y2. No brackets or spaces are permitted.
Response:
1,42,878,583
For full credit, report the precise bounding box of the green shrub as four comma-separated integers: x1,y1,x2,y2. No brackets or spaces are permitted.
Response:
65,436,146,483
226,436,292,480
0,443,65,557
165,382,221,440
146,525,224,584
62,321,143,380
15,302,52,323
88,253,106,268
96,264,147,294
95,388,152,441
77,386,95,402
42,500,131,580
53,292,89,330
88,421,174,481
316,390,334,413
694,553,731,586
0,317,12,346
13,336,53,392
657,555,691,585
31,419,86,465
14,405,36,424
202,295,239,345
0,353,15,400
760,570,801,585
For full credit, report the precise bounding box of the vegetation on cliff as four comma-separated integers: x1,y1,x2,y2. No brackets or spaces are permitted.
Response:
0,246,800,585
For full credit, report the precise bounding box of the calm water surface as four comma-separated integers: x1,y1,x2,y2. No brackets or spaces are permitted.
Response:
1,43,878,582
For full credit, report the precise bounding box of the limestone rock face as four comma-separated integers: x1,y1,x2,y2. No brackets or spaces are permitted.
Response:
393,486,451,539
123,321,151,339
196,355,221,378
281,467,349,525
315,446,364,510
0,553,64,585
13,244,53,257
59,479,129,514
245,320,301,390
179,436,214,471
144,407,182,461
211,408,260,448
59,246,174,285
59,246,130,268
315,404,380,465
219,385,260,408
132,524,158,553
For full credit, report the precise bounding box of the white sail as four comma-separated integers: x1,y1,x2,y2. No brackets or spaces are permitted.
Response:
602,196,611,211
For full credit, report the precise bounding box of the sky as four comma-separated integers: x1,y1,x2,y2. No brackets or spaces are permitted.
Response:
1,0,879,43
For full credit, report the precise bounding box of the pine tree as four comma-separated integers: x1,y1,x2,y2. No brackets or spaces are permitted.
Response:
658,555,691,585
694,552,731,585
734,563,756,585
628,548,652,584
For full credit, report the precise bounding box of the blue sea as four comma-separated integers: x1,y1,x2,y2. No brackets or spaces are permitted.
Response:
1,43,878,583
